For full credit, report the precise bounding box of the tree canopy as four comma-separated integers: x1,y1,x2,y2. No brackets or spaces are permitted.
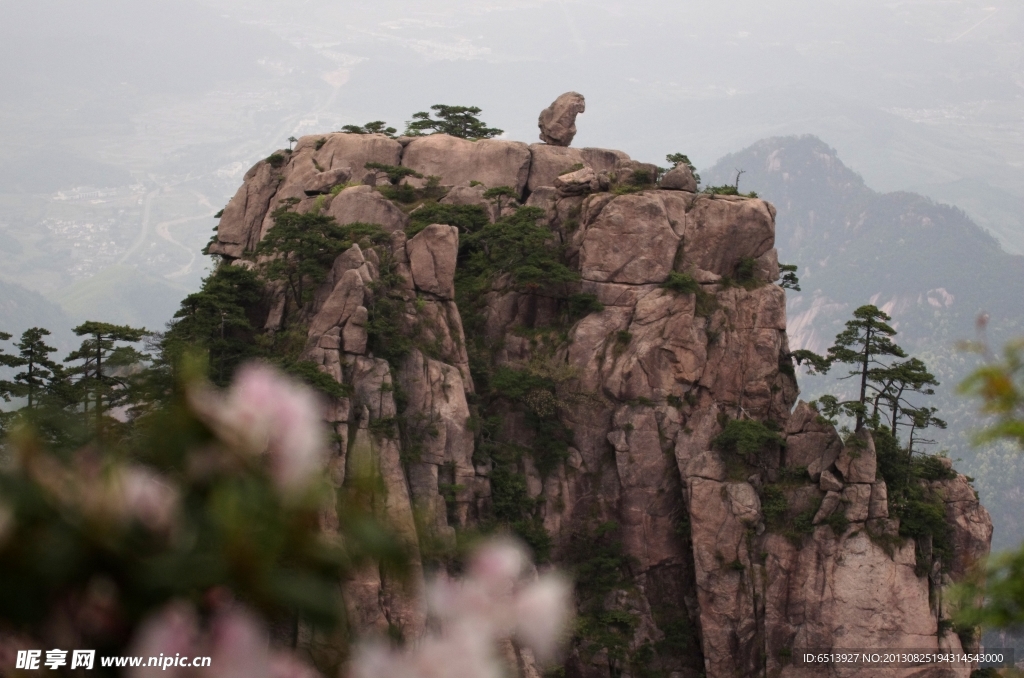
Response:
404,105,503,140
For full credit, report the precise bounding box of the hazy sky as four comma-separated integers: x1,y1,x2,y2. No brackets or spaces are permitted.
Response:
0,0,1021,331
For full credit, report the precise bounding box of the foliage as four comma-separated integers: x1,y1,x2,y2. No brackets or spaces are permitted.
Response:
407,202,489,238
824,509,850,537
161,265,265,387
12,328,62,410
760,485,788,530
365,162,421,184
779,263,801,291
661,272,699,295
489,365,574,476
665,153,701,186
251,208,385,323
404,105,503,140
566,293,604,321
825,304,908,430
482,185,518,214
485,449,550,560
959,337,1024,448
711,418,784,466
461,206,579,294
364,247,415,365
567,522,638,674
0,365,405,665
341,121,398,137
660,272,717,317
265,153,287,168
954,336,1024,630
873,428,953,565
790,349,831,376
702,183,758,198
65,321,150,436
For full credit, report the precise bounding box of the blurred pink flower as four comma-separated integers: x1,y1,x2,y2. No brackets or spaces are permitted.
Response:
129,600,322,678
192,362,327,495
353,538,572,678
206,604,272,678
513,574,572,663
128,602,200,678
120,466,179,532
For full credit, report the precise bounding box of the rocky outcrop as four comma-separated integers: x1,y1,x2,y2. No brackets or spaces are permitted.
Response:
401,134,532,196
538,91,585,146
209,123,993,678
660,163,698,192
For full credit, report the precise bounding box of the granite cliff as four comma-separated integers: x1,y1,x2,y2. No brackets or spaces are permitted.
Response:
206,98,992,678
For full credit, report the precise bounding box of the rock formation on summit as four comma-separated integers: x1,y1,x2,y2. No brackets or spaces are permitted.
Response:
538,91,586,147
208,116,992,678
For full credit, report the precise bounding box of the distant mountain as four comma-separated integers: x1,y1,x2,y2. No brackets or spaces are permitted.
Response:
704,135,1024,549
53,265,191,333
0,279,74,361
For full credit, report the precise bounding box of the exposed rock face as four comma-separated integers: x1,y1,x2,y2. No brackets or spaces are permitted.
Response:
327,185,408,233
538,91,585,146
209,128,993,678
407,224,458,299
660,163,698,192
401,134,532,196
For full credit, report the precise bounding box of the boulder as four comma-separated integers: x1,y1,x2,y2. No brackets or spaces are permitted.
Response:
813,490,842,524
407,224,459,299
786,431,842,472
553,166,599,196
302,132,402,174
679,195,776,277
208,160,280,258
819,469,843,492
401,135,532,197
326,185,408,233
660,164,698,192
754,248,780,282
304,167,352,195
579,147,630,175
835,428,877,484
526,144,586,192
537,91,585,146
306,269,366,348
869,480,889,519
577,193,680,284
842,483,872,522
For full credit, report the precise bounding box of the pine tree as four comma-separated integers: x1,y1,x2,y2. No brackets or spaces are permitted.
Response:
0,331,26,403
482,185,518,216
13,327,60,409
65,321,149,435
341,121,398,137
825,304,907,430
161,265,264,386
252,208,384,325
404,105,503,140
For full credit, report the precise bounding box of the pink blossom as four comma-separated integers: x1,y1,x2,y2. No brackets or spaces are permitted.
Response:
121,466,179,532
467,538,526,592
206,604,271,678
352,538,573,678
192,362,327,495
128,602,200,678
513,574,572,663
128,600,323,678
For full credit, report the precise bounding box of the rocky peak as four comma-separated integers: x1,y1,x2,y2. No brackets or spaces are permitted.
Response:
206,109,992,678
